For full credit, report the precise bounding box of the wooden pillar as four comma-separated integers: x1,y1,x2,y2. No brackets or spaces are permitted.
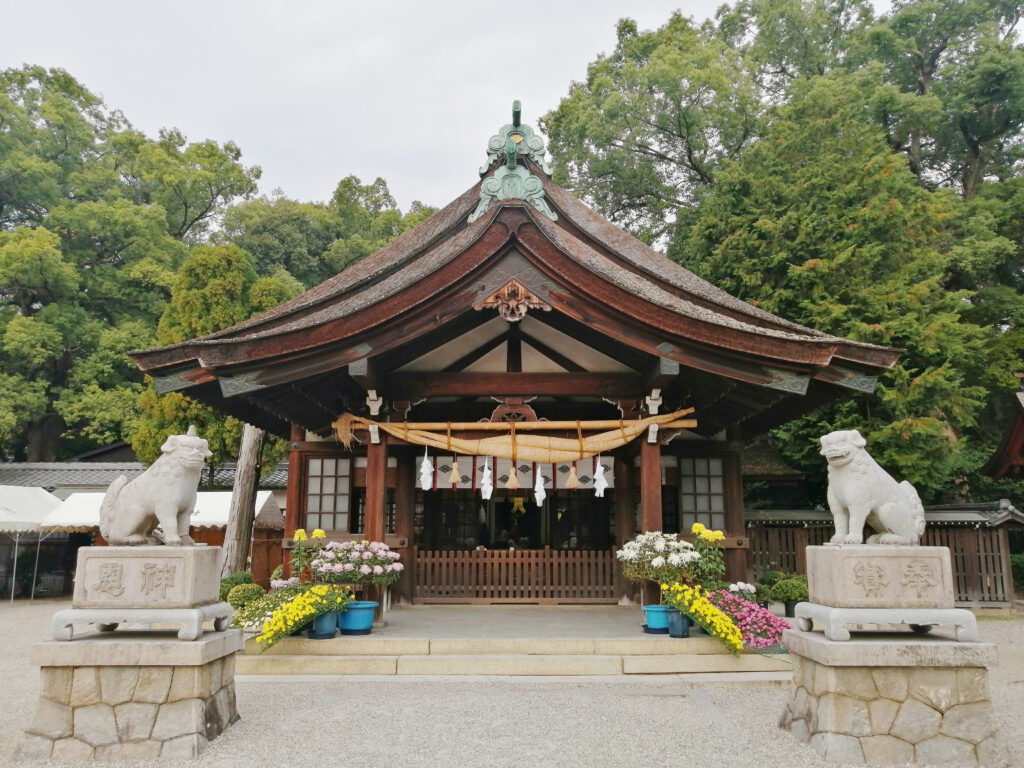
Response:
364,433,387,542
613,455,635,545
394,447,416,604
723,428,748,581
613,454,636,604
639,438,662,533
284,424,304,536
284,424,304,579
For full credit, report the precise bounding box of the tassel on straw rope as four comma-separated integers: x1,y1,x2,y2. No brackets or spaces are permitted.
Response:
506,422,519,490
449,457,461,487
566,419,583,489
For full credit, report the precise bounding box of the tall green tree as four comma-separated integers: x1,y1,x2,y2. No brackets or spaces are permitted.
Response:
542,15,763,243
681,74,994,498
0,66,263,460
133,244,301,475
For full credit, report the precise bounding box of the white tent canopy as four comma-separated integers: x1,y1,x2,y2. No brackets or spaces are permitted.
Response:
0,486,61,533
42,491,283,533
1,486,62,603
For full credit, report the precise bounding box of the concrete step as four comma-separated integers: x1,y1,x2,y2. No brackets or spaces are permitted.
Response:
236,644,793,676
243,634,741,657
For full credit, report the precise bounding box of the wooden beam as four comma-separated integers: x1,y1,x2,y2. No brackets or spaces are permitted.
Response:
385,372,645,399
645,356,680,391
507,322,521,373
520,330,585,372
530,312,653,372
442,330,507,373
376,309,495,373
347,357,378,392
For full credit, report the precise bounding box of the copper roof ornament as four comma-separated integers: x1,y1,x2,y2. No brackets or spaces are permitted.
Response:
469,100,557,224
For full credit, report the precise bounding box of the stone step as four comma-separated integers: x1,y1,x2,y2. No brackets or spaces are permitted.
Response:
236,650,793,676
243,634,736,657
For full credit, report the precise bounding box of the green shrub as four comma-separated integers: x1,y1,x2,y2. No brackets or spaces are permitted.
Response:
771,577,809,602
754,583,774,603
227,582,266,608
1012,553,1024,589
270,564,285,581
220,571,253,601
757,570,786,587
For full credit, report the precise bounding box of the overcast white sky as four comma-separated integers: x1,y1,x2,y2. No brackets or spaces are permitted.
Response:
1,1,733,211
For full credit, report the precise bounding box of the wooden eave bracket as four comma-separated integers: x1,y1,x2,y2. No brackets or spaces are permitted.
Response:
153,367,213,394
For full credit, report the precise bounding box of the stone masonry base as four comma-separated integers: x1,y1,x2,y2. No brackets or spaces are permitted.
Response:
15,630,243,761
780,630,1007,766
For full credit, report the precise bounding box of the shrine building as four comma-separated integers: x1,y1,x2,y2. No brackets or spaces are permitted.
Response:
131,104,900,604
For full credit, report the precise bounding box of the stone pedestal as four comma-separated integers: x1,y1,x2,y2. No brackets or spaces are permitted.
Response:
807,545,955,609
52,546,231,641
15,630,243,761
780,630,1007,766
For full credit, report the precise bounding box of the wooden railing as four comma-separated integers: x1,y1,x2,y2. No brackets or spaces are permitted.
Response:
413,547,618,604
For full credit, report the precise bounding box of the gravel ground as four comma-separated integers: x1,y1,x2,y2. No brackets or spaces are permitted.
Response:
1,600,1021,768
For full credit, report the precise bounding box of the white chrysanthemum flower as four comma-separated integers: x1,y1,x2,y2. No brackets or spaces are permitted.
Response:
650,556,666,568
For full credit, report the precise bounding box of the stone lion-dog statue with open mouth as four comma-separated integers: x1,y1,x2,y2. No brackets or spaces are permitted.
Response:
99,426,212,546
819,429,925,545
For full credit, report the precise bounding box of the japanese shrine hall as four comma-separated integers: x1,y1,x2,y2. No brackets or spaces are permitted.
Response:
132,104,900,604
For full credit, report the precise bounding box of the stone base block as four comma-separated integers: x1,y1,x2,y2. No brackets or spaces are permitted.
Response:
16,630,242,762
73,545,220,609
807,545,954,609
779,630,1006,766
794,602,979,642
51,602,233,641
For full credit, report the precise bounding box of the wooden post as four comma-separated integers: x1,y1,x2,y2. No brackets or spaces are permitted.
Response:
639,439,663,608
364,433,387,542
284,424,304,579
639,438,662,533
613,454,636,604
394,447,416,604
220,423,265,578
723,429,748,582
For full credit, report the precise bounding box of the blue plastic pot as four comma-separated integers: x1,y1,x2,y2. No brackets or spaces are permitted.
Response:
308,611,338,639
667,609,689,638
643,604,670,633
338,601,379,635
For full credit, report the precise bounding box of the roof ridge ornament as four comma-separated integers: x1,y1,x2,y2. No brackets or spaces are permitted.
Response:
469,101,559,225
480,100,553,177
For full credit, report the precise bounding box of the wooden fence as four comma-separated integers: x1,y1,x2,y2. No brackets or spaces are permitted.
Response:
413,547,618,603
748,525,1014,606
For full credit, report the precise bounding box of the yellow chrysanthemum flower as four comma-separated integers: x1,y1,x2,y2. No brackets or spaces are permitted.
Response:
312,528,326,539
293,529,308,542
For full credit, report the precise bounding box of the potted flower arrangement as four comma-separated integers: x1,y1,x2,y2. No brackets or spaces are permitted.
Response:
771,575,809,617
689,523,726,589
289,527,327,584
616,532,701,632
310,540,404,634
660,583,744,654
253,584,353,650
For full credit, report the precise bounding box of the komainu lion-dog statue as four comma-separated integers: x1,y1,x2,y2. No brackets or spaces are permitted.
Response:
99,426,212,546
819,429,925,545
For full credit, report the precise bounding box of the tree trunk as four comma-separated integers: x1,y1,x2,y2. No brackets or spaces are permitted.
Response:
220,423,265,578
26,413,65,462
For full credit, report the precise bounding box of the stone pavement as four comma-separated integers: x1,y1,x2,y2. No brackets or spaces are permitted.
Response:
2,599,1021,767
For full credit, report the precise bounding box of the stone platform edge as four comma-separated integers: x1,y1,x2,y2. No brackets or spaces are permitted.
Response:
783,629,996,668
32,630,244,667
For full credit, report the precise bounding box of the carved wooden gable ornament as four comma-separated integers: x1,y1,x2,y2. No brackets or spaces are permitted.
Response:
473,279,551,322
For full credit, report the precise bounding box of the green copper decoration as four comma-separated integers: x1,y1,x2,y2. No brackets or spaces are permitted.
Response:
471,101,557,223
479,101,553,177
